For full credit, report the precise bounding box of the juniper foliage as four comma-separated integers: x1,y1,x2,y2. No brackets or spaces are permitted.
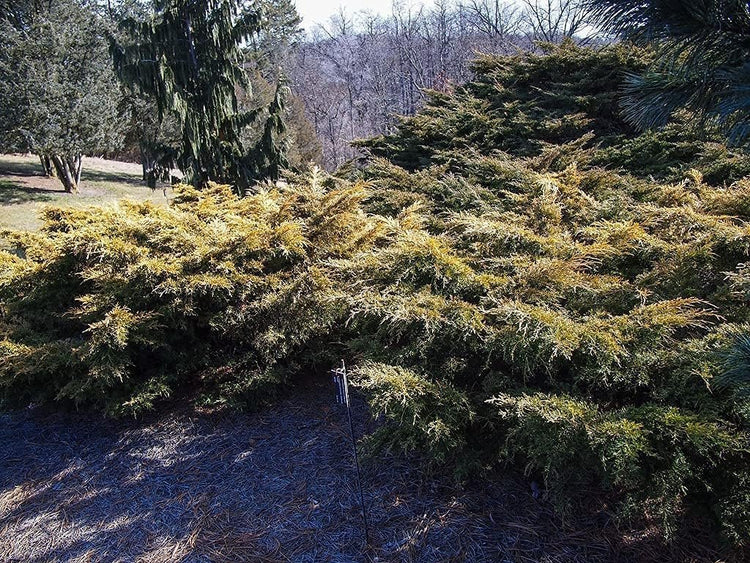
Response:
360,40,750,184
0,179,377,414
350,43,750,543
2,43,750,544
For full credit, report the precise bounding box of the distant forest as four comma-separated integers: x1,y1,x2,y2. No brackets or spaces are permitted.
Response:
289,0,596,168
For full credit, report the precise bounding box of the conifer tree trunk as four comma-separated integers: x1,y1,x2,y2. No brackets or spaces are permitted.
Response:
50,154,81,193
39,155,56,177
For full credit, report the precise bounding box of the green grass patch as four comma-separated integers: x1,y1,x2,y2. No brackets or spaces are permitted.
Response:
0,154,169,232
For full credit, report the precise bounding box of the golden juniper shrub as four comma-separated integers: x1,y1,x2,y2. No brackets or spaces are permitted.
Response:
344,45,750,544
0,181,378,414
353,362,475,464
2,44,750,545
343,148,750,540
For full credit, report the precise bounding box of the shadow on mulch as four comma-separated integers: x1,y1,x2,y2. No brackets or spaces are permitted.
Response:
0,380,742,563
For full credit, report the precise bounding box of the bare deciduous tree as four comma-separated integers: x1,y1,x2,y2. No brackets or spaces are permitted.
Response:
461,0,522,50
289,0,595,168
521,0,591,43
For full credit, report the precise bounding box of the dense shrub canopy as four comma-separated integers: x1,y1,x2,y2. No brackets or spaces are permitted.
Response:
0,177,377,413
360,40,750,185
2,43,749,544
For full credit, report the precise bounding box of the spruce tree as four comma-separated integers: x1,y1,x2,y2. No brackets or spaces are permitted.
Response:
111,0,285,191
248,0,302,74
252,78,289,182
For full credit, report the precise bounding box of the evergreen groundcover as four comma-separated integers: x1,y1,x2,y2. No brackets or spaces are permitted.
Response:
2,43,750,545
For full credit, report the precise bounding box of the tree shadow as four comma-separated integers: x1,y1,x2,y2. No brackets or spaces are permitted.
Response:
0,388,372,562
0,159,45,178
0,383,736,562
81,168,145,188
0,179,57,205
0,157,148,191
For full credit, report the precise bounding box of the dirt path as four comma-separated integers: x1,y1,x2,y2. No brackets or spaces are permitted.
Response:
0,381,717,562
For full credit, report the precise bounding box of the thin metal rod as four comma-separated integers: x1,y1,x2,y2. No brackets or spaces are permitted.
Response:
342,360,370,546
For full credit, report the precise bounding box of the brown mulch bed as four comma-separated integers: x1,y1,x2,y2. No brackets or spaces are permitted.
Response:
0,380,735,562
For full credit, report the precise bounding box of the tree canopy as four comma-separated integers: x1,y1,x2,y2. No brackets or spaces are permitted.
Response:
110,0,289,191
0,0,124,192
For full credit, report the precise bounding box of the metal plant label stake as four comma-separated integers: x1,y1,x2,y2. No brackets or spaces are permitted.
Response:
332,360,370,546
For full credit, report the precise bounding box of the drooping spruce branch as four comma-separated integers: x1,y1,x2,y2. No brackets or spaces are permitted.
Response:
110,0,287,191
252,76,289,184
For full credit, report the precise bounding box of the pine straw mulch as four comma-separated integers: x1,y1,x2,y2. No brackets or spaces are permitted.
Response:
0,379,738,563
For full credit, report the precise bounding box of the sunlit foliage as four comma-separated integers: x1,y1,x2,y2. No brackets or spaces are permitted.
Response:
2,43,749,544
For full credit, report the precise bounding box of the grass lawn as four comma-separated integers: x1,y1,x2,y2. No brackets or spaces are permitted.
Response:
0,153,171,232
